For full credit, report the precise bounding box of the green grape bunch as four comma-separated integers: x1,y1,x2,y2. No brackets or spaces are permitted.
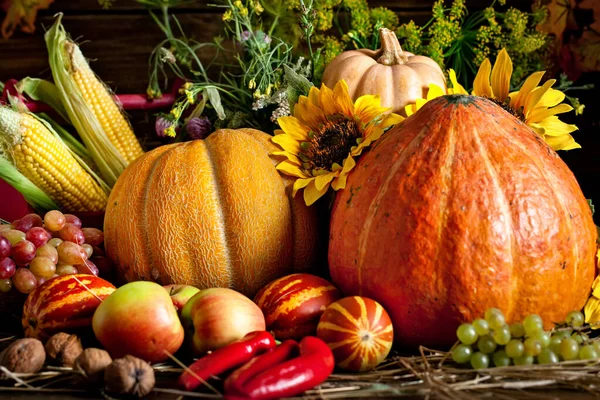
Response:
452,308,600,369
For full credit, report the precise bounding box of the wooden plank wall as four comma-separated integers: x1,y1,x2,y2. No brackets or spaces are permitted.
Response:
1,0,599,215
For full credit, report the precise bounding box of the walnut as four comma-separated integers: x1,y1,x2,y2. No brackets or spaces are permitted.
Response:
0,338,45,373
44,332,83,368
104,355,155,397
73,348,112,384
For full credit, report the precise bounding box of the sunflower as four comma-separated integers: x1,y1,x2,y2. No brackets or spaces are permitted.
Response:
271,80,403,206
404,49,580,151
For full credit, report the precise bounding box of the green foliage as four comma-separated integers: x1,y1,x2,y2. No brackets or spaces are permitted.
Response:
396,0,552,89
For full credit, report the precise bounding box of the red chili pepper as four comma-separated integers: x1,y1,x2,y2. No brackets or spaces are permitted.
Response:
177,331,276,392
223,340,300,396
224,336,335,399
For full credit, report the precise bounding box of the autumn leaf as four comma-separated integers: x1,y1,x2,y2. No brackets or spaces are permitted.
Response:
1,0,55,39
536,0,577,41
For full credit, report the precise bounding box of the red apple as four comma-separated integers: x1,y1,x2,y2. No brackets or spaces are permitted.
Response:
181,288,265,355
163,284,200,314
92,281,184,363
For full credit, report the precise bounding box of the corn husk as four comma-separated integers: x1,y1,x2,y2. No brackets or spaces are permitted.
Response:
45,14,126,187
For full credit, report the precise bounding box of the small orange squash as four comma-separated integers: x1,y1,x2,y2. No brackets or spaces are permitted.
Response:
328,94,597,348
104,129,320,297
321,28,446,115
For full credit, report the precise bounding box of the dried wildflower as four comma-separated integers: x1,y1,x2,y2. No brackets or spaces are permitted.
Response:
158,47,176,64
222,9,233,21
370,7,399,31
241,30,252,42
396,20,422,53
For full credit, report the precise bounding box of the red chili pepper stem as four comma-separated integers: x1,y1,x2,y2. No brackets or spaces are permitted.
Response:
224,340,300,397
177,331,276,392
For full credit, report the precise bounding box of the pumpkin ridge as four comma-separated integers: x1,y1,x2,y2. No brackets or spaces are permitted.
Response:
355,122,432,292
202,135,235,286
140,144,173,282
433,111,458,310
491,116,582,286
244,130,296,270
469,114,518,323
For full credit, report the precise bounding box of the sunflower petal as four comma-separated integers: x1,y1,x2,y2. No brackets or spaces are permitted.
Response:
380,113,404,129
523,79,556,117
333,80,355,118
277,116,311,141
427,83,446,100
545,135,581,151
448,69,468,95
531,116,578,136
509,71,545,111
539,88,566,108
272,134,302,153
331,155,357,190
315,172,337,191
405,98,428,117
319,83,339,116
490,49,513,101
292,177,314,197
472,59,493,98
593,274,600,295
404,103,418,117
307,86,321,108
294,101,327,130
527,103,573,124
303,180,328,206
355,95,392,126
585,296,600,328
276,161,309,178
271,150,302,165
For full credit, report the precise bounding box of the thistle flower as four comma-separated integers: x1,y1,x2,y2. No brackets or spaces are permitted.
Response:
185,117,212,140
155,116,177,138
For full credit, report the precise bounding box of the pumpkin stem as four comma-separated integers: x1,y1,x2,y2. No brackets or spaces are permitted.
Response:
377,28,409,65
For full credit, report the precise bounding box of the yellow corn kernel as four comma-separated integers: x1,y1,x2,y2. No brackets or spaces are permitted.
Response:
0,108,108,212
69,43,144,164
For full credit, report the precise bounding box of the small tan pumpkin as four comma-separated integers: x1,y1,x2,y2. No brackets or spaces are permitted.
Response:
322,28,446,115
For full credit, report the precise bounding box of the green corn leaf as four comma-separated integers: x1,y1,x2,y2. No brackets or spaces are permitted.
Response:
16,77,70,123
0,155,59,212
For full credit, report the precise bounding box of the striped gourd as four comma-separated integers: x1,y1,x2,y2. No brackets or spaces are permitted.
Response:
0,107,108,212
22,274,116,342
46,15,143,187
254,273,341,340
317,296,394,372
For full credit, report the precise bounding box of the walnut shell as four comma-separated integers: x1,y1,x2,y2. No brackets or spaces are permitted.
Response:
74,348,112,384
0,338,45,373
45,332,83,368
104,355,155,397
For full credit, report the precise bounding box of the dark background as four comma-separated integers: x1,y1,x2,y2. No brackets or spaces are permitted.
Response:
1,0,598,222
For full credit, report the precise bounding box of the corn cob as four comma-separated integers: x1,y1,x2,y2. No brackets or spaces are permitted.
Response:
0,107,108,212
67,41,144,164
46,14,142,187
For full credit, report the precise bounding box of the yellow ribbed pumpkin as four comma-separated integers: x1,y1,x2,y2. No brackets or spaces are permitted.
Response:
104,129,320,296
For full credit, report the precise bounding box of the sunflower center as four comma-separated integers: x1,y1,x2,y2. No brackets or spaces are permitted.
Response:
304,116,362,170
485,96,525,121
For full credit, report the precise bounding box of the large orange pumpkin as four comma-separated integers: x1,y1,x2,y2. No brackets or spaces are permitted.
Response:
328,94,597,348
104,129,320,296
